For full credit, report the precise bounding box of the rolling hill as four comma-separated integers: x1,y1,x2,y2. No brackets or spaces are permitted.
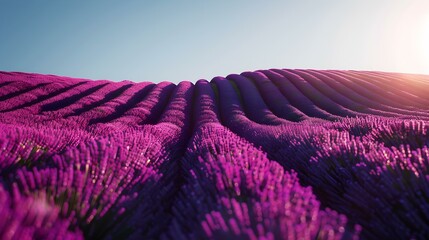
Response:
1,69,429,239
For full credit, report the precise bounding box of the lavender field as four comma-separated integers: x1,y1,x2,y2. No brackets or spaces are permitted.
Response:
0,69,429,239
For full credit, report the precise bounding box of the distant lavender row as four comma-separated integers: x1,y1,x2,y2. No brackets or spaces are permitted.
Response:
0,69,429,239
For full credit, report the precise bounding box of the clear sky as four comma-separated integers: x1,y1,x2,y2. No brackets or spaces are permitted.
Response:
1,0,429,83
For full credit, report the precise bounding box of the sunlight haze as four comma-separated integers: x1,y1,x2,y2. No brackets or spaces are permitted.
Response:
1,0,429,83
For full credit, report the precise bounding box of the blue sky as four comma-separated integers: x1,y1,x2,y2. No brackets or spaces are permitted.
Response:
1,0,429,83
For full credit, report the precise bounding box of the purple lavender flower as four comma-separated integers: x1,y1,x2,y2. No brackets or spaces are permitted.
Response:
1,69,429,239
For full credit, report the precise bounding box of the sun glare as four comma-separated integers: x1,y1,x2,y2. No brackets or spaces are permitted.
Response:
421,15,429,73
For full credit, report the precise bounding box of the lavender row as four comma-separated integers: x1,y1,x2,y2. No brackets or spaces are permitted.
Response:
0,122,192,239
165,124,359,239
163,80,358,239
211,77,429,238
339,70,429,108
213,75,429,238
300,70,424,117
0,76,195,239
329,71,429,113
1,70,428,125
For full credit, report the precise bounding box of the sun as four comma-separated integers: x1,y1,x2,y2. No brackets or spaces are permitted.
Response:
420,15,429,72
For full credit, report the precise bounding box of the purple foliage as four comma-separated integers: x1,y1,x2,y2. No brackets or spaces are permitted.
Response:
1,69,429,239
